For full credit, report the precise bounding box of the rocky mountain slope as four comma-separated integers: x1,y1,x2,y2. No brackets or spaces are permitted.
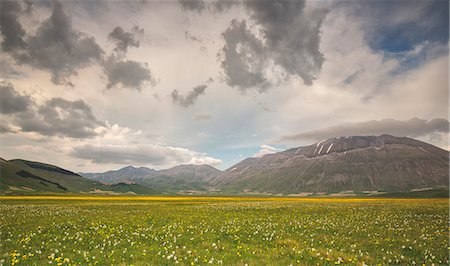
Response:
212,135,449,194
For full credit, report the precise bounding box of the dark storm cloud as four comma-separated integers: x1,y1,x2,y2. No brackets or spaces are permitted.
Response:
108,26,143,53
1,1,157,90
178,0,206,12
281,118,450,142
220,0,327,91
0,82,103,138
212,0,236,12
221,20,269,91
179,0,236,13
103,55,155,91
244,0,327,85
0,82,32,114
24,1,103,84
23,0,33,14
1,0,103,85
171,84,207,107
0,1,27,52
17,98,104,139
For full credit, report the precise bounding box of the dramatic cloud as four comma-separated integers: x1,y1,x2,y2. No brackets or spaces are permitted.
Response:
104,25,155,90
252,144,282,158
0,82,104,139
171,84,208,107
220,1,328,91
72,143,222,166
23,0,33,14
16,1,103,84
0,82,32,114
281,118,450,142
108,26,143,53
244,0,327,85
0,123,13,133
221,20,269,91
103,55,155,90
212,0,236,12
349,0,449,53
16,97,104,139
178,0,206,12
0,1,27,52
179,0,235,13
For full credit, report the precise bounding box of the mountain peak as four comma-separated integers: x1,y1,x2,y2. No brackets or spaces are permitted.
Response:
213,135,449,194
283,134,439,159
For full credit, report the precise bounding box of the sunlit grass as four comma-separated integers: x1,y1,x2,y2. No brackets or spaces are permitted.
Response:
0,197,448,265
1,195,444,202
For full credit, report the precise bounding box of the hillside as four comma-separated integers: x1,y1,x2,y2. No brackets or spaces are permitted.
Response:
0,159,155,195
81,164,222,193
80,166,157,184
137,164,221,193
212,135,449,194
2,135,448,196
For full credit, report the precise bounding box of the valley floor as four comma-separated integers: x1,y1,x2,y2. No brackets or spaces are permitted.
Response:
0,197,448,265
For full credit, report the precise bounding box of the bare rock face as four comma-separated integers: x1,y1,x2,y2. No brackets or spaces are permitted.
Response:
213,135,449,194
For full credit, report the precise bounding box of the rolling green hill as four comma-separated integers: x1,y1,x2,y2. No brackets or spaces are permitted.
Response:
0,158,155,195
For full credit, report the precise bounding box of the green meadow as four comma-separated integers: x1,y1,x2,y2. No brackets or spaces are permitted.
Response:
0,197,448,265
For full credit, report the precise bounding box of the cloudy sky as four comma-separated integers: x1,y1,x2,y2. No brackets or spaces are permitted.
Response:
0,0,448,172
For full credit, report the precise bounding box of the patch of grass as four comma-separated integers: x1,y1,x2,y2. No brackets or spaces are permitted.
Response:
0,197,448,265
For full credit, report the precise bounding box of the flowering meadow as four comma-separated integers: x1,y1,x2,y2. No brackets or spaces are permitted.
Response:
0,197,448,265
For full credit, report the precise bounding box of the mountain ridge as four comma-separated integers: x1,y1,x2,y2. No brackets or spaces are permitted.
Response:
0,159,156,195
80,164,222,193
1,135,448,195
213,135,449,194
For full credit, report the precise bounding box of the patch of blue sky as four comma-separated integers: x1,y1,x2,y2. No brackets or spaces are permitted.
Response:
208,144,286,170
366,0,448,53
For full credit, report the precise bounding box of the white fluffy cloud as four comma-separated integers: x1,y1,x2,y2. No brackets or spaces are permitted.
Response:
252,144,282,158
72,143,222,166
69,122,222,169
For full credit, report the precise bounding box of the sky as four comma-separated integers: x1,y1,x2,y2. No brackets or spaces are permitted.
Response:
0,0,449,172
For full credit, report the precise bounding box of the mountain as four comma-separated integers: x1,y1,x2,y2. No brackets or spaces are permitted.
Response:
212,135,449,195
3,135,448,196
0,159,156,195
137,164,221,193
81,164,222,194
80,166,157,184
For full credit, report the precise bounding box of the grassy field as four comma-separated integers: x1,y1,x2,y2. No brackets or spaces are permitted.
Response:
0,197,448,265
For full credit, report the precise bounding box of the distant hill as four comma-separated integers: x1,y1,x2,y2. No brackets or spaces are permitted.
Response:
137,164,221,193
0,159,155,195
2,135,448,196
80,166,157,184
81,164,222,194
212,135,449,194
